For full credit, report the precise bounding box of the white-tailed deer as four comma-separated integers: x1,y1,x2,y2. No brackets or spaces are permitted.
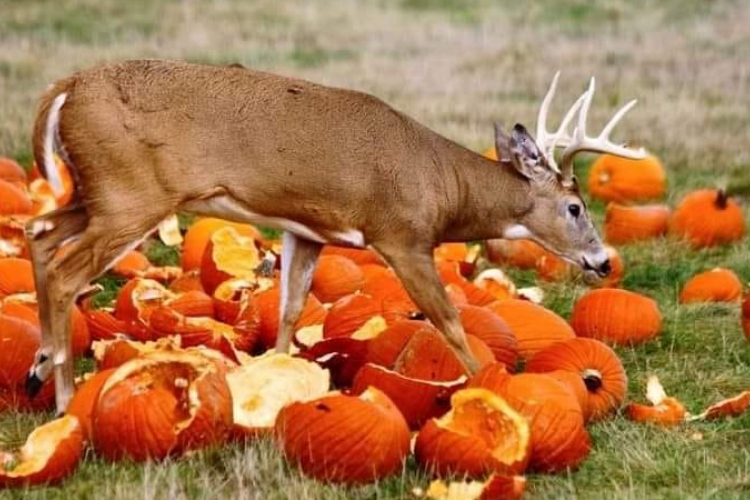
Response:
25,61,644,412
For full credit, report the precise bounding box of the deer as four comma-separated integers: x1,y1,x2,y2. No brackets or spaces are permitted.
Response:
24,60,645,413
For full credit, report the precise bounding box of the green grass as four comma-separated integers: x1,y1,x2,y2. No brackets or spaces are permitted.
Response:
1,0,750,498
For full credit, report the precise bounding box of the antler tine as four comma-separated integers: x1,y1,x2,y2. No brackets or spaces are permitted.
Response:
560,76,647,180
535,70,560,150
535,72,589,173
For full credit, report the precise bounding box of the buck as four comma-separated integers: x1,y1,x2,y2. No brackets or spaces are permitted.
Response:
25,60,645,412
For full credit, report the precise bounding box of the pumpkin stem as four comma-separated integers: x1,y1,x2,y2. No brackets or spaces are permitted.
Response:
715,188,728,209
582,369,603,392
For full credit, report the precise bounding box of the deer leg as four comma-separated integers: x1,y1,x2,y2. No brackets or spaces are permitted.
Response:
24,204,89,398
374,242,480,374
275,231,322,353
44,214,167,413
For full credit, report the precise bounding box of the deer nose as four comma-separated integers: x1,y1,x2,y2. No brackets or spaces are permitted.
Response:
598,259,611,277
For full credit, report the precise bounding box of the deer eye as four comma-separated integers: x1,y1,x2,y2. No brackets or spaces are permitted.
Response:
568,204,581,218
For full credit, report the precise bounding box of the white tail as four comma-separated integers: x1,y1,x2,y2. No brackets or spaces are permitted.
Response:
43,93,67,197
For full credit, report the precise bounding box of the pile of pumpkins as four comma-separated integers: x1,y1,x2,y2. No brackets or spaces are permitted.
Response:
0,149,748,499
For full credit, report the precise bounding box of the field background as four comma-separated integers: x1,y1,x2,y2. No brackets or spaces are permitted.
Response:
1,0,750,499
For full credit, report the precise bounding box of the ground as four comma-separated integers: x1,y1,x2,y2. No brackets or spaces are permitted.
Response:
1,0,750,499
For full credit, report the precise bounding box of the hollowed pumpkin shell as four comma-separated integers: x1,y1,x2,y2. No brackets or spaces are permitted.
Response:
415,388,530,478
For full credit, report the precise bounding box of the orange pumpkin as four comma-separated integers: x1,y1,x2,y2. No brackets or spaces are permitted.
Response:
414,388,530,478
311,255,365,303
604,203,670,245
0,314,40,389
0,258,35,298
486,299,575,359
181,218,261,272
669,189,746,248
525,338,627,421
111,250,150,277
459,305,518,371
625,376,685,426
424,474,527,500
0,179,32,216
0,157,26,183
598,245,625,288
92,351,233,461
743,295,750,342
275,387,410,484
697,391,750,421
469,370,590,473
679,268,742,304
0,415,83,487
351,363,465,430
30,155,75,206
323,293,382,339
485,239,549,270
83,310,127,342
571,288,662,345
200,226,264,295
366,320,436,367
66,369,116,442
254,287,327,348
588,153,666,203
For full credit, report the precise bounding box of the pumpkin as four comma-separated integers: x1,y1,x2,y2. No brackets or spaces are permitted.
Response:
366,320,436,367
111,250,150,277
226,354,330,438
275,387,410,484
0,415,83,487
311,255,365,303
323,293,383,339
92,351,233,461
485,239,548,270
525,338,627,421
679,268,742,304
66,369,116,442
181,218,261,271
296,336,369,388
0,157,26,183
254,287,326,348
598,245,624,288
212,278,270,324
0,314,40,388
468,370,590,473
535,252,574,282
588,153,666,203
360,265,418,318
83,310,127,342
625,376,685,426
472,269,517,301
694,391,750,421
351,363,465,430
486,299,575,359
669,189,746,248
0,258,35,298
414,388,530,478
743,295,750,342
571,288,662,345
459,305,519,371
0,179,32,216
437,261,496,306
604,203,670,245
92,337,182,370
200,226,264,295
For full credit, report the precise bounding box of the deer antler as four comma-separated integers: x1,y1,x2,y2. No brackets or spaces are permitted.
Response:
559,77,646,183
535,71,587,174
535,73,646,182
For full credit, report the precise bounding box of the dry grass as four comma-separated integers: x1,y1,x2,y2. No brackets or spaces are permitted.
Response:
1,1,750,499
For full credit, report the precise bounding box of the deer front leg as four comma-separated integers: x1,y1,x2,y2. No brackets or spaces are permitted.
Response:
275,232,322,353
374,242,480,374
24,204,88,398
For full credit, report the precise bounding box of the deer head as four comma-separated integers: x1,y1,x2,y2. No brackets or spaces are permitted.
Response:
495,73,646,277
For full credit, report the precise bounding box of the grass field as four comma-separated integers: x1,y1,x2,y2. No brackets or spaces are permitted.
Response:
1,0,750,499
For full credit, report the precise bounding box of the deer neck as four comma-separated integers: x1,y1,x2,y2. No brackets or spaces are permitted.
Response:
436,142,534,242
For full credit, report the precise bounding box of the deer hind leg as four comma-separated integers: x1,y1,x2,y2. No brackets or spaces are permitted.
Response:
373,241,480,374
24,203,89,398
275,231,322,353
43,212,170,413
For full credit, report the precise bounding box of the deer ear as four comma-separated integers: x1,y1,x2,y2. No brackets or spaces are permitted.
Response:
508,123,550,181
493,122,513,163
